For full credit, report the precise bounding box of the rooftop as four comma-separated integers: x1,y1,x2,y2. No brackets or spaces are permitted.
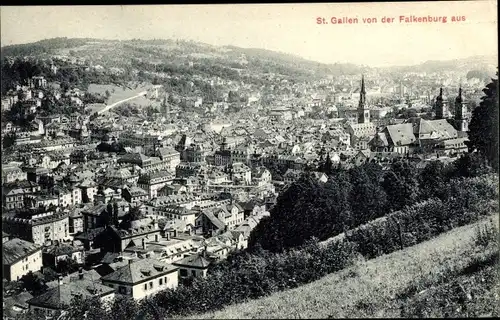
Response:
3,238,41,265
101,258,177,284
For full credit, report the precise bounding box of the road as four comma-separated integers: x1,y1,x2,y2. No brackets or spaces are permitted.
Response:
97,91,148,115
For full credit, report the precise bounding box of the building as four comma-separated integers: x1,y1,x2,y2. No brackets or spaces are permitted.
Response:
137,171,174,199
43,243,85,268
2,164,28,184
2,209,70,245
172,253,211,279
435,88,449,119
452,87,469,133
357,75,370,124
101,258,178,300
155,147,181,171
93,223,162,253
27,273,115,317
3,238,43,281
196,202,244,236
2,180,42,210
122,186,149,205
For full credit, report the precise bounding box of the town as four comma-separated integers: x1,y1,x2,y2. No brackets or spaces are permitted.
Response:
1,33,497,319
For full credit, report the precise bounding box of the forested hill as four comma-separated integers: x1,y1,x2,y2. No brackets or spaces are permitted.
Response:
0,37,365,80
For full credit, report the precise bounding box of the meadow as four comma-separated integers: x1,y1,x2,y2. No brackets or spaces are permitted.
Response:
188,214,498,319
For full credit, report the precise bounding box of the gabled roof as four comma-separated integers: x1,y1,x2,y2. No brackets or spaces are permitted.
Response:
101,258,177,284
203,210,225,230
27,278,114,310
172,253,211,269
118,153,151,165
3,238,41,265
385,123,416,146
411,118,458,140
45,244,82,257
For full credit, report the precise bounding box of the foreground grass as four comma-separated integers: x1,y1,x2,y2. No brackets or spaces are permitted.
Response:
188,215,499,319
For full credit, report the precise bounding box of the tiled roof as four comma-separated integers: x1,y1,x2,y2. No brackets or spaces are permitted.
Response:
385,123,416,146
172,253,211,269
45,244,82,257
27,278,114,309
203,210,225,230
3,238,41,265
101,258,177,284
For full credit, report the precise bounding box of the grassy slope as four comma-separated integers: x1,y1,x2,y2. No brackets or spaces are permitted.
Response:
188,215,499,319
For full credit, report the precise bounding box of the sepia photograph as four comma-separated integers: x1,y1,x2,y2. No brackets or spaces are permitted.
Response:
0,1,498,319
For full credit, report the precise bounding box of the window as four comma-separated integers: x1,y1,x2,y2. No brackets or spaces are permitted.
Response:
149,282,153,289
119,286,127,294
159,278,163,285
144,283,148,291
191,270,196,277
180,269,188,277
164,276,168,283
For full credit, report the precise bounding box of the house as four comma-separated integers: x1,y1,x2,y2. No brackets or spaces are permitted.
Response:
3,231,10,243
346,122,376,149
154,206,198,227
43,243,85,268
369,123,416,154
172,253,211,279
27,273,115,317
122,186,149,205
137,171,173,199
251,167,272,186
73,227,106,251
101,258,178,300
2,164,28,184
2,210,70,245
3,238,43,281
3,291,33,319
2,180,41,210
155,147,181,171
93,224,162,253
69,209,84,236
196,202,244,236
82,201,129,231
157,184,187,197
231,162,252,185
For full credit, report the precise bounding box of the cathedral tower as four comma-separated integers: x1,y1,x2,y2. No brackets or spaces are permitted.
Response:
454,87,468,132
358,75,370,124
435,87,448,119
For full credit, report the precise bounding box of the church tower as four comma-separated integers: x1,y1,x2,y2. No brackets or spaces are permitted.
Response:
358,75,370,124
435,87,448,119
454,87,468,132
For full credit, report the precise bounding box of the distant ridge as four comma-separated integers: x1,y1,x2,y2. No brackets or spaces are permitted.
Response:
1,37,496,76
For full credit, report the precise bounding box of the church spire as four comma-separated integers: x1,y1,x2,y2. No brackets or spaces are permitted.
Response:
456,86,462,103
361,75,366,95
358,75,369,124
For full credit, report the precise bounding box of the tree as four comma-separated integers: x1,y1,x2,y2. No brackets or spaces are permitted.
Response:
450,152,491,178
382,160,420,212
20,271,47,295
467,72,499,171
418,161,446,200
348,166,387,227
55,257,79,276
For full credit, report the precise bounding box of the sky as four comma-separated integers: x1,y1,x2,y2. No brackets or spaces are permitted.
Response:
1,1,497,67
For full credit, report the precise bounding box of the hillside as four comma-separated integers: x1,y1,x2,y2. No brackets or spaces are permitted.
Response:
2,38,496,87
189,214,499,319
384,55,498,75
1,37,363,80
